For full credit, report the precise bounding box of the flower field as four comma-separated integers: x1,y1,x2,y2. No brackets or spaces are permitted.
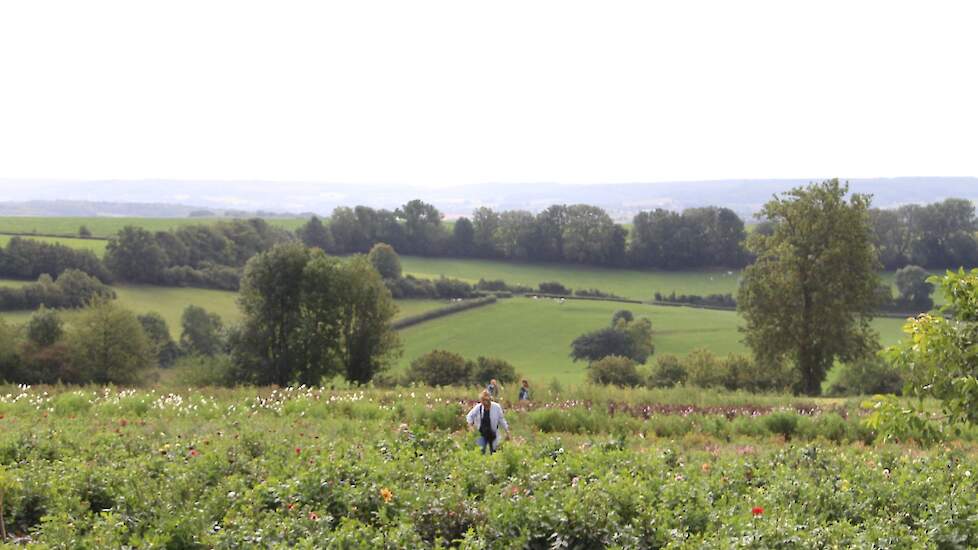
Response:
1,386,976,548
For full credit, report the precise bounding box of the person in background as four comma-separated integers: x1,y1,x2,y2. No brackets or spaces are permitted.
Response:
518,379,530,401
486,378,500,398
466,390,510,454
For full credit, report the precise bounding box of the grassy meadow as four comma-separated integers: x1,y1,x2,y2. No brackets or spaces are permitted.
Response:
0,233,109,256
394,297,909,384
0,216,307,238
0,277,446,338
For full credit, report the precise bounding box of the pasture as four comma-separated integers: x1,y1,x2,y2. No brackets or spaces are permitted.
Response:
394,297,908,384
0,278,445,338
0,234,109,256
0,216,306,238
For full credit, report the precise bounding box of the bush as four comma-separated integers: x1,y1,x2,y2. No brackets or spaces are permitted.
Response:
368,243,402,280
538,281,571,295
386,275,437,299
683,349,726,389
721,354,796,393
406,350,471,386
433,277,474,299
389,297,496,330
0,270,116,311
169,355,239,387
610,310,634,326
827,359,904,396
468,356,517,385
575,288,619,299
587,356,642,387
764,411,801,440
653,292,736,308
647,354,687,388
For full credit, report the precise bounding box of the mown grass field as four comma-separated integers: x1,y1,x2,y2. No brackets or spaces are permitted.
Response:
0,216,307,238
394,297,908,384
0,278,446,338
0,234,109,256
402,256,741,300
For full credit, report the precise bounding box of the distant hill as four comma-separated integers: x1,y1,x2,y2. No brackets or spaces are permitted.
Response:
0,177,975,220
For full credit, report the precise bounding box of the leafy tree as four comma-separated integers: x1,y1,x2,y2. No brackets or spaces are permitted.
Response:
621,317,654,364
894,265,934,311
328,207,370,253
738,179,881,395
396,200,443,255
827,359,903,396
571,312,654,365
587,355,642,387
471,207,501,257
469,356,517,385
336,255,400,383
451,217,476,256
297,215,335,252
562,204,618,265
494,210,538,260
138,312,181,367
882,269,978,429
78,225,92,238
0,318,22,382
105,226,168,282
67,299,154,384
535,205,569,261
406,350,470,386
26,307,63,346
180,305,224,356
368,243,402,280
647,355,686,388
611,310,634,326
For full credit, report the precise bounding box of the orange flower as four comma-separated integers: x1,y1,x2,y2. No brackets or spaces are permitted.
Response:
380,487,394,503
701,463,711,473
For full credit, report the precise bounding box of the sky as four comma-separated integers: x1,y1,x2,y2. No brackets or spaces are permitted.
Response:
1,1,976,188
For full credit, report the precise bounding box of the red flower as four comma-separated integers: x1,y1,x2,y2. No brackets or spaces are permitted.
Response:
189,449,200,458
295,447,302,455
308,511,319,521
752,506,764,516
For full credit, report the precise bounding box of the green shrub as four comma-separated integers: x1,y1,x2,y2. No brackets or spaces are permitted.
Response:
170,354,239,387
538,281,571,295
468,356,517,385
828,359,904,396
683,349,727,389
764,411,801,440
587,356,642,387
722,354,797,393
647,354,687,388
406,350,471,386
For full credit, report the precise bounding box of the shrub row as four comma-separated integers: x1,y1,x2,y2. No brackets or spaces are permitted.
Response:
653,291,737,308
390,297,497,330
0,270,115,311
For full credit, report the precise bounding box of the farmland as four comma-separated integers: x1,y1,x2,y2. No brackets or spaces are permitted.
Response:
394,298,908,384
0,216,306,239
0,385,975,547
0,234,109,256
0,278,447,338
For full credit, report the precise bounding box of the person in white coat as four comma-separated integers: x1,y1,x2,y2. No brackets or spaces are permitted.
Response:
466,389,510,454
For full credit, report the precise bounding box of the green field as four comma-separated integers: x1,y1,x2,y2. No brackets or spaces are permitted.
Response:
0,233,109,256
395,297,908,384
402,256,742,300
0,216,307,238
0,278,445,338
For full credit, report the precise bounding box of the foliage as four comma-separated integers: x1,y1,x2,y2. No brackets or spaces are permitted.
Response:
368,243,402,280
827,359,904,396
137,312,181,368
570,312,654,366
587,355,642,387
0,236,110,283
0,270,115,312
180,305,225,356
894,265,935,311
883,268,978,431
66,298,155,384
296,215,335,252
738,179,881,395
538,281,571,295
0,386,975,547
406,350,471,386
647,354,687,388
26,307,64,347
233,244,400,386
468,356,517,385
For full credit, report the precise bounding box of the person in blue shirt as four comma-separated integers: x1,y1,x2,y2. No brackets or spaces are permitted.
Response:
518,379,530,401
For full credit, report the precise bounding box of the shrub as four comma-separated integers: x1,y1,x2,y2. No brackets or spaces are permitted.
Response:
386,275,437,299
647,354,687,388
683,349,726,389
66,299,155,384
587,355,642,387
169,354,239,387
433,277,474,299
610,310,634,326
827,359,904,396
26,307,64,347
368,243,402,280
764,411,801,440
468,357,517,385
538,281,571,295
406,350,471,386
721,354,796,393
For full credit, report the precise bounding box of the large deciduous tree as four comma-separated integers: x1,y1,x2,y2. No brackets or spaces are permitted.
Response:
233,243,400,386
738,179,881,395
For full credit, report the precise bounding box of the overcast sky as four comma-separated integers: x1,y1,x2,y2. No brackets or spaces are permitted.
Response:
1,1,976,188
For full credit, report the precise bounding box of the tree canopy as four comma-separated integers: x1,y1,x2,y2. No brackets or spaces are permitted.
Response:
738,179,881,395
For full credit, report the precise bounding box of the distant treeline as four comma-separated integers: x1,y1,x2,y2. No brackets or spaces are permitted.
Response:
2,197,977,293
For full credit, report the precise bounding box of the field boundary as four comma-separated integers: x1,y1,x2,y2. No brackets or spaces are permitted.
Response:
391,297,498,330
524,293,644,305
0,231,110,241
